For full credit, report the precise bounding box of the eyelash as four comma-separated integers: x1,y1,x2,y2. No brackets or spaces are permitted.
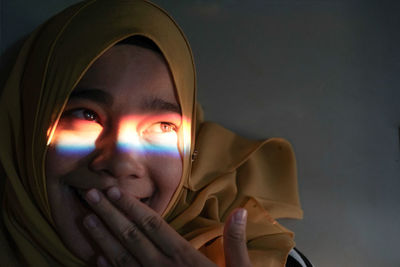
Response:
146,122,178,133
63,108,103,125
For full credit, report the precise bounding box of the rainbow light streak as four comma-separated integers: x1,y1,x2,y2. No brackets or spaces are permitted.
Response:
49,115,192,157
117,116,180,156
53,120,103,155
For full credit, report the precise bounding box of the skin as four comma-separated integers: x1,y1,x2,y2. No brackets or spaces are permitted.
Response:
46,44,251,266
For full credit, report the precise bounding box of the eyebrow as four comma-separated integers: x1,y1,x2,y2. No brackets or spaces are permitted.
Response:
142,97,181,114
69,88,113,107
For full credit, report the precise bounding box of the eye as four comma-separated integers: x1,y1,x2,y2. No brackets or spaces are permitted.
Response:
160,122,177,133
63,109,102,125
140,122,179,147
52,108,104,151
82,109,98,122
145,122,177,134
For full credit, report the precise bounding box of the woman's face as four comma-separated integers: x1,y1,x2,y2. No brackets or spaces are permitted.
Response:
45,44,183,261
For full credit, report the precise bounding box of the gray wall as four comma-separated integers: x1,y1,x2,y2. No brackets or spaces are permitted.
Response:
1,1,400,266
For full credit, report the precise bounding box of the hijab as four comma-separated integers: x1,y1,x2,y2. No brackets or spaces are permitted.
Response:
0,0,303,266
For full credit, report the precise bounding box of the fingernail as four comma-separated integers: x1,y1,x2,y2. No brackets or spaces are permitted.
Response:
233,209,247,225
107,187,121,201
86,189,100,204
84,214,98,229
97,256,110,267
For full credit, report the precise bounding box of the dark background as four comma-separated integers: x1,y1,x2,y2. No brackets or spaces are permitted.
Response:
1,0,400,266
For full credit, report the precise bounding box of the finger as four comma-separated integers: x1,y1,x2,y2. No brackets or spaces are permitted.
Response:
223,208,252,267
85,189,163,266
83,213,140,267
106,186,190,258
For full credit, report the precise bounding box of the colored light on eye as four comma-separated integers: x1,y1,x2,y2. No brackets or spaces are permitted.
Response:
117,116,180,156
47,114,192,157
51,120,103,154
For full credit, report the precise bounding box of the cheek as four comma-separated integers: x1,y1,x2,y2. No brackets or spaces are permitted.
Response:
46,124,99,182
147,153,182,193
45,144,88,185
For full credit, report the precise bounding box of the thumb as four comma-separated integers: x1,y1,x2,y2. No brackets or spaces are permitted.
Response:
223,208,252,267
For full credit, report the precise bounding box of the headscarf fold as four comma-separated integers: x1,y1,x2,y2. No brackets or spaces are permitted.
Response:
170,121,303,266
0,1,303,266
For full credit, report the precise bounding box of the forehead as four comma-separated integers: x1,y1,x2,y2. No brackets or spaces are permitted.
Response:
74,44,179,113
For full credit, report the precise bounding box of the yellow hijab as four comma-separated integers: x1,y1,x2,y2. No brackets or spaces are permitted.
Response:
0,0,303,266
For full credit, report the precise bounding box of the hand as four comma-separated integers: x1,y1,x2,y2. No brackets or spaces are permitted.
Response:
83,187,252,267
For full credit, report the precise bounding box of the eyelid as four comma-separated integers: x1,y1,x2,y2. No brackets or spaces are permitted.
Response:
136,114,182,133
140,122,179,147
64,97,108,112
62,99,107,125
62,108,105,128
143,121,178,133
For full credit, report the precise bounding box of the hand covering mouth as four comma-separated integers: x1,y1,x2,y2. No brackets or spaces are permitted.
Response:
69,186,152,207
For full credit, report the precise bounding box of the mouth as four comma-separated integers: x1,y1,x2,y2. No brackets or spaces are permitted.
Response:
69,186,151,207
70,186,90,209
139,197,151,205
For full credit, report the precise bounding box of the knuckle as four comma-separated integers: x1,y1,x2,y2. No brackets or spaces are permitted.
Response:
124,198,138,214
170,244,201,265
114,251,135,267
226,227,245,243
120,224,141,242
92,229,107,240
170,244,187,259
140,215,162,233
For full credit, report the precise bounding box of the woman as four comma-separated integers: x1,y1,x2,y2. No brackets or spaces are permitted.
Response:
0,0,308,266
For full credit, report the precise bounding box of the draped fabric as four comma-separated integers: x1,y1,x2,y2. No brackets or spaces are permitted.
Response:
0,0,303,266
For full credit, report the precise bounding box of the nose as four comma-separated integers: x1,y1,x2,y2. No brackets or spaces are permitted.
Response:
89,128,146,179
